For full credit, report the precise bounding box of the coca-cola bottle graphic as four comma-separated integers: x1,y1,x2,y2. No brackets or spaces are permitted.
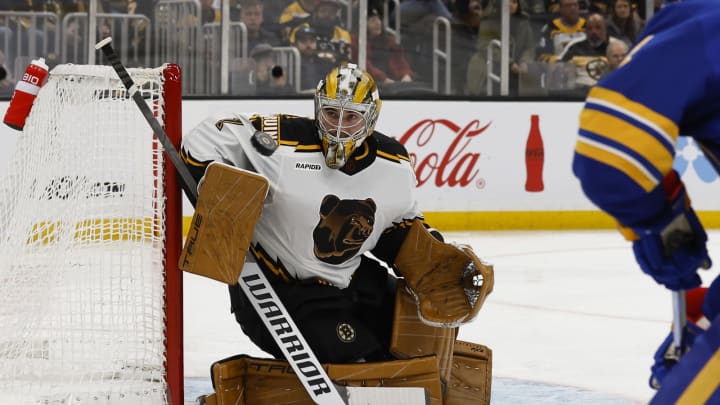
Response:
525,114,545,192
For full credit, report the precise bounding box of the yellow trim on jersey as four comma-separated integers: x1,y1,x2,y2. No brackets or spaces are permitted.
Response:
354,142,369,160
551,17,585,34
296,144,322,151
180,149,205,167
575,138,657,191
333,26,351,43
279,2,308,24
376,149,410,163
676,349,720,405
580,108,674,175
249,245,290,282
587,86,679,143
277,139,321,152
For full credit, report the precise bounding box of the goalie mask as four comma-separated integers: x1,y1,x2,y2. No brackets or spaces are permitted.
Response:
315,63,381,169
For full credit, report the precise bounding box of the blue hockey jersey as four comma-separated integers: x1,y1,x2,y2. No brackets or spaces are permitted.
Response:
573,0,720,228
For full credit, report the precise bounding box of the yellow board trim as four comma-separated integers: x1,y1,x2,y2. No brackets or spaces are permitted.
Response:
182,211,720,235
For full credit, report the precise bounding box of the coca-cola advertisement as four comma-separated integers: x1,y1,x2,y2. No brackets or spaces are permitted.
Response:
4,98,717,228
398,118,488,188
373,101,583,213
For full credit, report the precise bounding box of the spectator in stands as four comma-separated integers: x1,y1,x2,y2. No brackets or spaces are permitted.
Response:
0,0,83,66
289,0,352,65
200,0,217,23
392,0,453,23
392,0,455,83
465,0,537,96
0,50,13,97
449,0,483,93
290,25,334,92
606,0,644,46
249,43,295,96
93,1,157,66
536,0,586,62
560,13,610,60
558,12,612,92
260,0,293,34
240,0,281,51
587,0,610,14
604,36,628,72
453,0,483,28
351,8,413,86
279,0,319,40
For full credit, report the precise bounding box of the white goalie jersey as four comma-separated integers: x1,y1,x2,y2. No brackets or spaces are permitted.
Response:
181,112,425,288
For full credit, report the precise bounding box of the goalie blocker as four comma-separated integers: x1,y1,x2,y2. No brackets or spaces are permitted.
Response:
179,162,268,284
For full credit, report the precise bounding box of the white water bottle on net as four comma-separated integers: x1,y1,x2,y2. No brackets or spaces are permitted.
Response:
0,63,183,404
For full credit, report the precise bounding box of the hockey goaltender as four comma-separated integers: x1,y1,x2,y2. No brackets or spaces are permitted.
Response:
178,63,494,404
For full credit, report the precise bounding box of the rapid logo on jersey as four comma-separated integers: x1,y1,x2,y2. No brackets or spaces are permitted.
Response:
674,137,718,183
295,162,322,171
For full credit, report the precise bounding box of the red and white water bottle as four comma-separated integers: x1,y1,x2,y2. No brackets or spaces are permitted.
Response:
3,57,49,131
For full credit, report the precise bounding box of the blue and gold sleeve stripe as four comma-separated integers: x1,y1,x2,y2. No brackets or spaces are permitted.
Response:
576,86,679,191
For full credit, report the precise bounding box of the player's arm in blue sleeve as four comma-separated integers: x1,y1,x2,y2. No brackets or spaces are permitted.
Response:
573,15,718,289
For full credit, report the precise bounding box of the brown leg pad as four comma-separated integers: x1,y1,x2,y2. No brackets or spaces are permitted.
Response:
391,279,458,384
207,354,444,405
445,340,493,405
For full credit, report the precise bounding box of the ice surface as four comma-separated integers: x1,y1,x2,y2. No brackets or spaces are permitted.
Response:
183,230,720,404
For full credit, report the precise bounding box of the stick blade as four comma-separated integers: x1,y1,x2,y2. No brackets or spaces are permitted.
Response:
95,36,113,49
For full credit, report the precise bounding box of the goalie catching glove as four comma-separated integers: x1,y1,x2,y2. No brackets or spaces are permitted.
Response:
394,219,494,328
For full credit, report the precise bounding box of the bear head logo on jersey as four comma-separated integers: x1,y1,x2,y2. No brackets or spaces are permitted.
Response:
314,63,381,170
313,194,376,264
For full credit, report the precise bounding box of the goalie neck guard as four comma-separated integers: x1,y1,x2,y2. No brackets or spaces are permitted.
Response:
314,63,381,169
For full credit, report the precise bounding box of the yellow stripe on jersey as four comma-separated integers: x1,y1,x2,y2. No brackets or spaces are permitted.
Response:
376,149,410,163
575,137,657,191
586,86,679,145
249,245,290,282
677,349,720,405
296,144,321,151
180,149,206,167
580,108,674,175
354,142,369,160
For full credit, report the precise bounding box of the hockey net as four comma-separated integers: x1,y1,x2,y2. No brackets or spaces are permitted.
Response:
0,64,183,404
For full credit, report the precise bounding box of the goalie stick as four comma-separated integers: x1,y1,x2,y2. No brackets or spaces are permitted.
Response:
94,37,198,207
94,37,349,405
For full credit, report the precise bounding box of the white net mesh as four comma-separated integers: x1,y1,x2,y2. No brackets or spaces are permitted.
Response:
0,64,173,404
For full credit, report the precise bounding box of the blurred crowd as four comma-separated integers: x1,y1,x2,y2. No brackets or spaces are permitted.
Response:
0,0,667,97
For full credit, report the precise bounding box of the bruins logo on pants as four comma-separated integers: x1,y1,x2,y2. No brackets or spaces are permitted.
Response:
313,194,375,264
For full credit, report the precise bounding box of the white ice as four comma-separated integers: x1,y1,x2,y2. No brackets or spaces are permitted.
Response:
183,230,720,404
